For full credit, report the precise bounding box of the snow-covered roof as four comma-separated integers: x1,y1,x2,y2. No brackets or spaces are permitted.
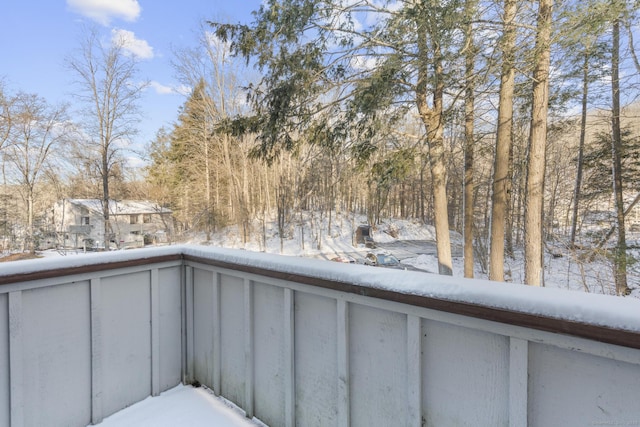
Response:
65,199,172,215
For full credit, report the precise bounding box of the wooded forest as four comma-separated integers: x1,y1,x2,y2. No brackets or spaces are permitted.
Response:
2,0,640,294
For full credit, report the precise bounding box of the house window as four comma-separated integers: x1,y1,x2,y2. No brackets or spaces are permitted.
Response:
130,214,139,225
81,216,90,225
143,214,152,223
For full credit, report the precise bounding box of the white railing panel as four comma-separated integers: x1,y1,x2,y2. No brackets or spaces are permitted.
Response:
252,281,285,426
283,287,295,427
219,273,246,409
184,266,194,385
407,314,422,427
157,267,183,392
100,271,152,418
508,338,529,427
243,278,254,418
528,342,640,427
0,294,8,427
422,319,510,426
294,291,339,426
8,291,22,427
349,303,409,427
90,278,102,424
22,282,92,427
193,268,215,388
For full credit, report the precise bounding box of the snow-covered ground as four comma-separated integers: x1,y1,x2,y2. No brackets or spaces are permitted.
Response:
26,211,637,297
89,384,263,427
178,212,639,298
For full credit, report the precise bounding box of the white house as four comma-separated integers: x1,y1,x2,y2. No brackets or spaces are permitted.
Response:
50,199,174,249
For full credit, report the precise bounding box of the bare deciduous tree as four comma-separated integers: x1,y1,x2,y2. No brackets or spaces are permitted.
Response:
66,26,148,250
4,92,70,253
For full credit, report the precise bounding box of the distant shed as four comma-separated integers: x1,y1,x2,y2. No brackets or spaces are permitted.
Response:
355,225,375,248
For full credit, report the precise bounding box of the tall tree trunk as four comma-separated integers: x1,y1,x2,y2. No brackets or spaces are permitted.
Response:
505,140,515,257
611,15,630,295
570,54,590,247
524,0,553,287
417,47,453,275
489,0,517,281
420,160,426,222
102,154,110,251
204,135,212,241
27,189,34,254
463,0,478,278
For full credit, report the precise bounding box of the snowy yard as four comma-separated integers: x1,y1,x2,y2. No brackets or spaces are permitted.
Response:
11,211,637,298
174,213,640,298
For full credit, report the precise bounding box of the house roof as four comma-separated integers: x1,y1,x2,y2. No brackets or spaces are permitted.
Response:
66,199,172,215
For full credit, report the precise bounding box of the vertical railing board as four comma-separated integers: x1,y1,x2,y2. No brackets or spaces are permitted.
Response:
99,271,152,418
422,319,510,426
193,268,215,388
528,342,640,427
244,278,254,419
337,298,350,427
212,272,221,395
184,266,194,384
219,274,246,408
0,294,9,427
284,288,295,427
509,338,528,427
21,283,91,427
180,265,186,384
8,291,22,427
158,267,183,392
151,269,160,396
407,315,422,427
293,291,338,426
349,304,409,427
252,282,286,426
90,278,103,424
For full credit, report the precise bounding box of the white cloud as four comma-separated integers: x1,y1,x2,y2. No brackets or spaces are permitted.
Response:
150,81,174,95
149,81,191,96
67,0,141,26
111,29,154,59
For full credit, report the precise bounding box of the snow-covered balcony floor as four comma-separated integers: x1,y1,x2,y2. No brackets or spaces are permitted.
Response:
92,384,262,427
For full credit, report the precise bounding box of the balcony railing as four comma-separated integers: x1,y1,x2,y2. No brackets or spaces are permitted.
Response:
1,245,640,427
68,225,91,234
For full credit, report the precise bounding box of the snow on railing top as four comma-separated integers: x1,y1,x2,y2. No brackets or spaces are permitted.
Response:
2,244,640,346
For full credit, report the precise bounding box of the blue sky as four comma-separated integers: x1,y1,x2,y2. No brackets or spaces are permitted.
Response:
1,0,264,167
